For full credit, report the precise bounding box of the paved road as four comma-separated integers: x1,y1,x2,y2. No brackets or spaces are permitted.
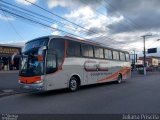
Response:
0,72,160,114
0,72,19,90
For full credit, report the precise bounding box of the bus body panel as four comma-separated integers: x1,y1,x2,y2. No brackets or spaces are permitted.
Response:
43,57,131,91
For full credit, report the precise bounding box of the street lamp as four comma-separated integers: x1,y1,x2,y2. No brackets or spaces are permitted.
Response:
141,34,152,75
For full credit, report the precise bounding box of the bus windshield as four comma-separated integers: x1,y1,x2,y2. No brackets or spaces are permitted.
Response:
19,37,49,76
20,55,43,76
22,37,48,53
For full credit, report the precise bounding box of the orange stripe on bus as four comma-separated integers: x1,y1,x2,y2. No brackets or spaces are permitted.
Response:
19,76,41,84
97,67,127,82
122,69,131,77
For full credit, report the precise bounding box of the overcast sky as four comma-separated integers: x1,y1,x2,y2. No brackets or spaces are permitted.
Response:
0,0,160,56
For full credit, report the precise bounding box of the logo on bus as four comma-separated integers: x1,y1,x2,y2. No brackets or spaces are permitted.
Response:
84,61,108,72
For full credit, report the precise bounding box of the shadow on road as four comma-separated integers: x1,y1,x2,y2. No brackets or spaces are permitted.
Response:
28,81,128,97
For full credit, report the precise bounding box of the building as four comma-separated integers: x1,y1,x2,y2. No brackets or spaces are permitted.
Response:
0,44,22,71
139,56,160,67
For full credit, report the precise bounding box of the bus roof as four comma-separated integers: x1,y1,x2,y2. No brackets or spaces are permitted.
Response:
26,35,129,53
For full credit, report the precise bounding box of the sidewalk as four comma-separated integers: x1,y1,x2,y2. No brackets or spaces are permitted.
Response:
0,70,19,74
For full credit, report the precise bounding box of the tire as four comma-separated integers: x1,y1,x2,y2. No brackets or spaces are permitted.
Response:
117,74,122,84
69,77,78,92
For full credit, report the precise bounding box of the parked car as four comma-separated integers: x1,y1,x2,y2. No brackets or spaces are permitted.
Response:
146,66,153,71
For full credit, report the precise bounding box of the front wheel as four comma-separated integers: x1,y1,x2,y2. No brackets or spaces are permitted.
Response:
117,74,122,84
69,77,78,92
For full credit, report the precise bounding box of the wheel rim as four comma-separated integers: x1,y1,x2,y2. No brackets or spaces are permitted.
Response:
70,79,77,91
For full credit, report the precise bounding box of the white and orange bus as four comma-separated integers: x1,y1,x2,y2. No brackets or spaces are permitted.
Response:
16,35,131,91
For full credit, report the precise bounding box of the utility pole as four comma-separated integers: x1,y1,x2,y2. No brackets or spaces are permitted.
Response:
141,34,152,75
133,50,135,70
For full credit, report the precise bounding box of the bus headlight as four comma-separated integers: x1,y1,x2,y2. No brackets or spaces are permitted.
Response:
34,80,43,84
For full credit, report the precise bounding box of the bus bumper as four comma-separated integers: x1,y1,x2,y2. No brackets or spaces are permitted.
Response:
18,82,44,91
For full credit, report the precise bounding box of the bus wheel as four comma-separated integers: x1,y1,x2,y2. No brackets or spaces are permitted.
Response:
117,74,122,84
69,77,78,92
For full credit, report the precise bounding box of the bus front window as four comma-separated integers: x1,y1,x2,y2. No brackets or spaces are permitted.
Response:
20,55,43,76
20,37,49,76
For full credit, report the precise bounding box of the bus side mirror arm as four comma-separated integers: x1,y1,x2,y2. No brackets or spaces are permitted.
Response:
11,52,18,65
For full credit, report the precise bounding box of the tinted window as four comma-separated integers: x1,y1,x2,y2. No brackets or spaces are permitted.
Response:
126,53,130,61
88,45,94,57
94,46,100,58
120,52,126,61
82,44,88,57
23,37,49,52
113,51,119,60
67,41,81,57
104,49,112,59
49,38,64,67
46,52,57,74
99,48,104,58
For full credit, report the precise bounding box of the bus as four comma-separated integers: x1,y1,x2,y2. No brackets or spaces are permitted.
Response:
15,35,131,91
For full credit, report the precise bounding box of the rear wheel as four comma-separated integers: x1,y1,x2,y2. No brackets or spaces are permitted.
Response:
69,77,78,92
117,74,122,84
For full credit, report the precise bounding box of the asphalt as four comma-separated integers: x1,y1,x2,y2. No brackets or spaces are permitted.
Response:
0,71,32,97
0,71,159,114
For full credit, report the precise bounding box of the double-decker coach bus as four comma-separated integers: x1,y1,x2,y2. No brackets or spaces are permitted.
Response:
15,36,131,91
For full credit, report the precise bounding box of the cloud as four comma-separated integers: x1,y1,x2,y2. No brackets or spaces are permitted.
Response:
13,0,160,56
51,23,58,29
0,14,14,21
16,0,37,5
106,0,160,33
50,23,62,35
65,6,111,37
51,31,61,35
46,0,102,9
46,0,73,9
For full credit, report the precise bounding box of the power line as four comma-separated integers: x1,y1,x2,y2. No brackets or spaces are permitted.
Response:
81,0,137,33
0,1,110,46
0,0,139,50
0,0,115,41
103,0,142,30
80,0,145,50
24,0,101,36
0,1,88,35
0,8,85,39
24,0,118,42
80,0,107,18
0,7,110,46
0,6,24,41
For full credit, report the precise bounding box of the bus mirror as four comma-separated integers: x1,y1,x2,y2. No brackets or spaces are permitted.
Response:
38,46,47,53
11,52,19,65
37,54,43,61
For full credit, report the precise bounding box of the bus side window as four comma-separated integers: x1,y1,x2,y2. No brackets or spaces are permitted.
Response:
113,51,119,60
88,45,94,57
120,52,126,61
49,38,64,67
105,49,112,59
67,41,81,57
46,53,57,74
82,44,89,57
94,46,100,58
125,53,130,61
99,48,104,58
